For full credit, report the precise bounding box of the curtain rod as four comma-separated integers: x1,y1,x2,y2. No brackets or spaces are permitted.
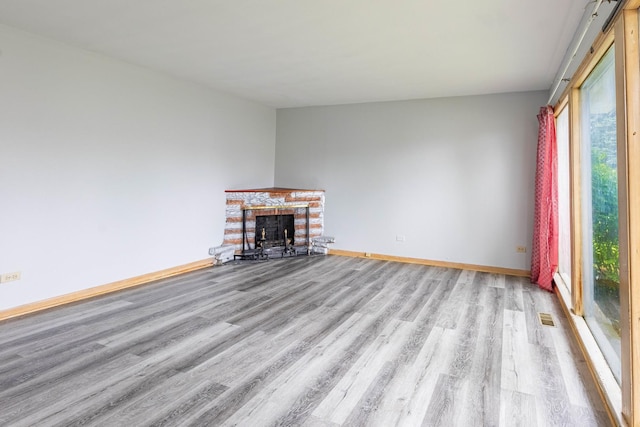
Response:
547,0,604,105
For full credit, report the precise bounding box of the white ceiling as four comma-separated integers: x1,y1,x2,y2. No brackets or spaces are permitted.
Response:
0,0,589,108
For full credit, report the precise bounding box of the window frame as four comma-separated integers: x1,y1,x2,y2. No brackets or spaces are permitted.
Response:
554,3,640,424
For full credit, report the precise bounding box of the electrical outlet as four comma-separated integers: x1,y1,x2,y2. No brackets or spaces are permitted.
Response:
396,235,406,242
1,271,21,283
516,246,527,253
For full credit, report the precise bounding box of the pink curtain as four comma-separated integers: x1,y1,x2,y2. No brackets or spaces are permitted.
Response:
531,105,558,291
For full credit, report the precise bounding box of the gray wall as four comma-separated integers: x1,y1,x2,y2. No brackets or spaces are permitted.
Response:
0,25,276,310
275,91,547,270
0,23,548,311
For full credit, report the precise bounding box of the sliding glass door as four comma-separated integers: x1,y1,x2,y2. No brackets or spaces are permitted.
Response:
579,45,621,383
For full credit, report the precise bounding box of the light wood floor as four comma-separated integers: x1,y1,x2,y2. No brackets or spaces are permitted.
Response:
0,255,609,426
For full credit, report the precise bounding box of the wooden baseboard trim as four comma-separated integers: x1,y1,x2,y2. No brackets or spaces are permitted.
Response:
0,258,215,322
328,249,531,277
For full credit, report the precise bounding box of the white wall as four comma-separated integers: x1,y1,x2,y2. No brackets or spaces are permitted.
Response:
0,25,276,310
275,91,547,270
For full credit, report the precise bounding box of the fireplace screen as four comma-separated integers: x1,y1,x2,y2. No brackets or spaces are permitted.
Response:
255,214,295,248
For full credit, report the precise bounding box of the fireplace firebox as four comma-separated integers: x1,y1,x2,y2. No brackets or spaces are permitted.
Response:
255,214,295,248
236,205,308,259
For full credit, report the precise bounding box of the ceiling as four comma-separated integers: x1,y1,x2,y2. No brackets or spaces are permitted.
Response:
0,0,590,108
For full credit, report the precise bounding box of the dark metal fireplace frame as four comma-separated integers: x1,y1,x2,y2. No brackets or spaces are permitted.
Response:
236,204,310,260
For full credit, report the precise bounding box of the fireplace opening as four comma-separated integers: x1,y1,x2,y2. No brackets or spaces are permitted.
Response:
255,214,295,249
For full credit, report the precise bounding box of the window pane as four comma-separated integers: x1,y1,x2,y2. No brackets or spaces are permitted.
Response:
556,107,571,287
580,45,621,383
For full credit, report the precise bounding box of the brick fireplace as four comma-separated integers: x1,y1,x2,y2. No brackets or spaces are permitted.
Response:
223,188,325,256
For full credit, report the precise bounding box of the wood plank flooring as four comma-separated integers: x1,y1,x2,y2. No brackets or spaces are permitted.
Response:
0,256,610,426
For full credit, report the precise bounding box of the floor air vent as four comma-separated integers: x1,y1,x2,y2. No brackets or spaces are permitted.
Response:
538,312,555,327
